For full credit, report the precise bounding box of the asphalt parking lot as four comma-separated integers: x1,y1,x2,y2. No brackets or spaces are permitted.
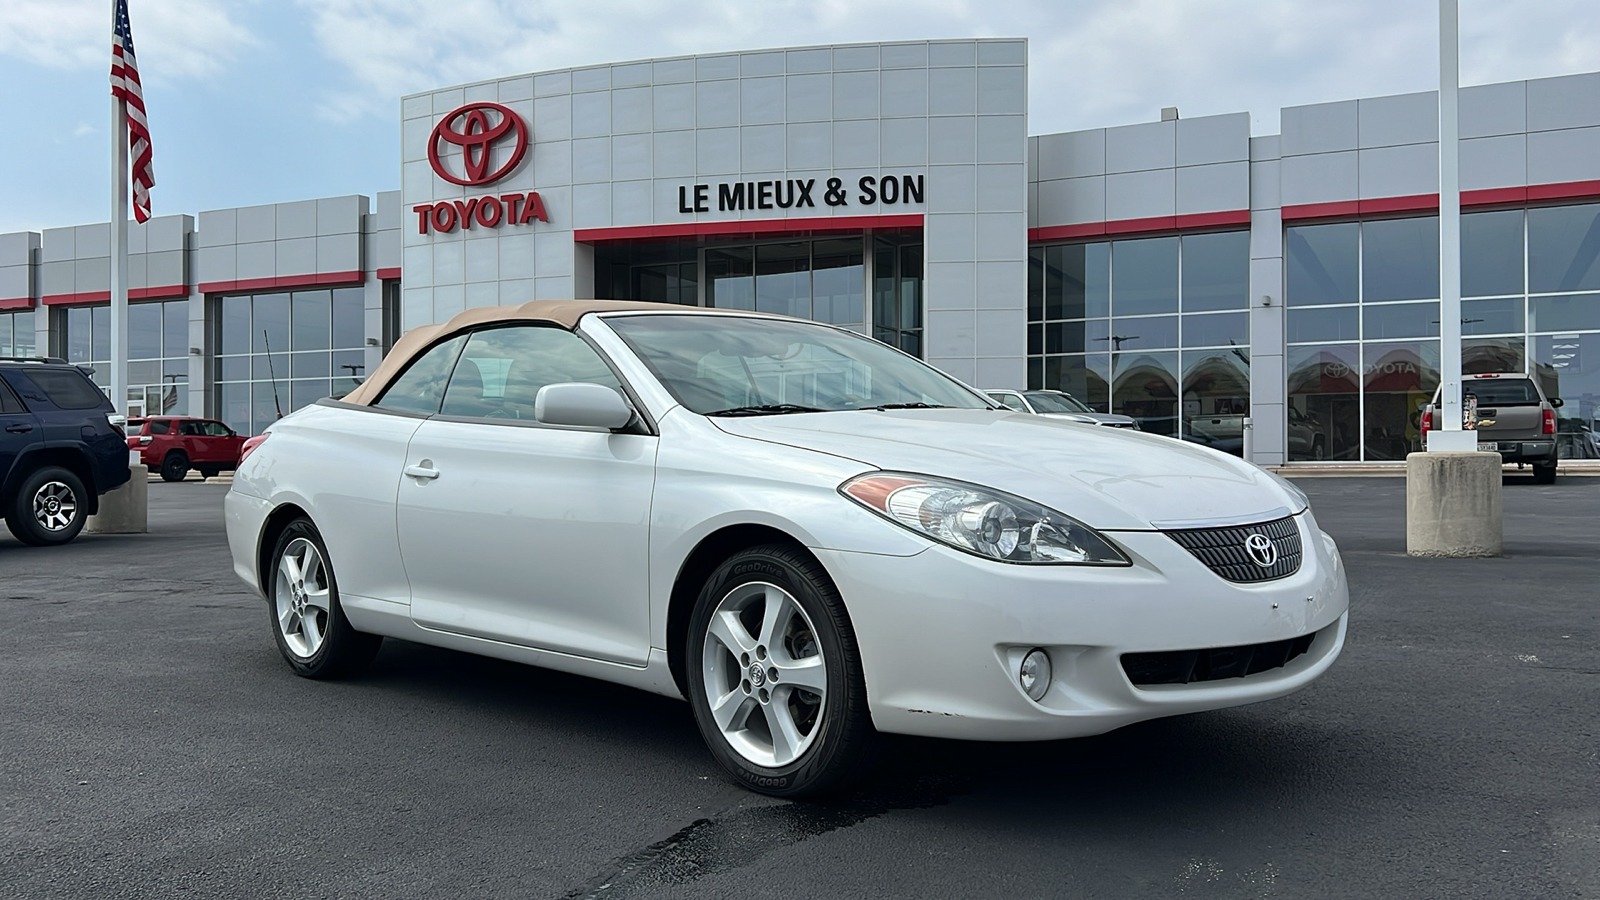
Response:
2,475,1596,899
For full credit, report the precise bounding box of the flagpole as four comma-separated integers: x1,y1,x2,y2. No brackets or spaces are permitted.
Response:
110,0,129,419
1429,0,1470,450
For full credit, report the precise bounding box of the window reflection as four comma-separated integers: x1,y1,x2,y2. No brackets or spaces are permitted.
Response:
1182,349,1250,454
0,311,36,357
1287,345,1360,461
1112,350,1178,435
1362,340,1439,460
1462,209,1524,297
1111,237,1178,316
57,299,189,415
211,288,371,434
1529,202,1600,294
1534,332,1600,459
1180,231,1249,311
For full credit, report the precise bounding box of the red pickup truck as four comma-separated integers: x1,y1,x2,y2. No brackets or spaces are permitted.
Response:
125,416,246,482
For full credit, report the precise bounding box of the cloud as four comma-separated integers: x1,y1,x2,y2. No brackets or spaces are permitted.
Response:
0,0,255,80
73,122,93,136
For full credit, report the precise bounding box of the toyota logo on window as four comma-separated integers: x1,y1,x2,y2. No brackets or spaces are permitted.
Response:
428,102,529,186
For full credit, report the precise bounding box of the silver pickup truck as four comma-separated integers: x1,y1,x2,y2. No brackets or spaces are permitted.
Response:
1422,373,1562,484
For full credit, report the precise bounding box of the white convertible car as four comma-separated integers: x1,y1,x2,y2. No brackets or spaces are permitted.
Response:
225,300,1348,796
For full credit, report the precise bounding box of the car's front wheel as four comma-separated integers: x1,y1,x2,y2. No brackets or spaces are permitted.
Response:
5,467,88,546
268,518,381,679
687,545,877,797
1533,461,1557,485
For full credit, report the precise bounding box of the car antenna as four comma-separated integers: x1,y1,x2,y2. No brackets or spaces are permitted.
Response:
262,329,285,419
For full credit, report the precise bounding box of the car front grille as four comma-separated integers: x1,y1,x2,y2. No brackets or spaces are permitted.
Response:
1121,632,1318,686
1163,515,1302,583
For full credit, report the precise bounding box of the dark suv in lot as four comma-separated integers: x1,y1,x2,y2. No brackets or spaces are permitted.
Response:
0,357,131,545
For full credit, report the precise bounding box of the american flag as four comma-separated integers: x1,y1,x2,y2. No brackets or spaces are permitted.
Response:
110,0,154,223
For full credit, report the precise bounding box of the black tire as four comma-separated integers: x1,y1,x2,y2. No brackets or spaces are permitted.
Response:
686,544,878,798
267,518,381,679
5,466,89,546
198,466,219,479
1311,437,1326,461
160,452,189,482
1533,462,1557,485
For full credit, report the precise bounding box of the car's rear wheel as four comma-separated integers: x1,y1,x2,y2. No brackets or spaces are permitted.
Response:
160,452,189,482
5,467,88,546
268,518,381,679
1533,461,1557,485
686,544,877,797
198,466,219,479
1312,437,1326,461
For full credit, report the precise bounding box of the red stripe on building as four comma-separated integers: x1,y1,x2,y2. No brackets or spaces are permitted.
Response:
1280,179,1600,222
40,285,190,306
0,297,34,310
198,271,365,295
376,267,402,280
574,214,924,244
1029,209,1250,242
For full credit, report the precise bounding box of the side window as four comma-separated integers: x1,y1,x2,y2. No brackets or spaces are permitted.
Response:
20,369,107,410
375,335,468,415
992,393,1028,412
440,326,622,420
0,379,26,414
180,421,204,436
148,419,171,435
203,421,234,436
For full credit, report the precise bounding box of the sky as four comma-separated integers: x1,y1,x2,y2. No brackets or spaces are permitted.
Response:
3,0,1600,235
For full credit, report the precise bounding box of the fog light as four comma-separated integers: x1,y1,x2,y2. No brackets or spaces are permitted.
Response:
1019,648,1051,702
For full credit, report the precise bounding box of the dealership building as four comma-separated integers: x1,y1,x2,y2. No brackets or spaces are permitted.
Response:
3,38,1599,465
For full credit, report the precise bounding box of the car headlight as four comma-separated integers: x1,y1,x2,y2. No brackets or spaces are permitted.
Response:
840,473,1129,566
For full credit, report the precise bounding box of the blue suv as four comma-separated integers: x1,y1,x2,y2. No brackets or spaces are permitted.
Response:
1,357,131,546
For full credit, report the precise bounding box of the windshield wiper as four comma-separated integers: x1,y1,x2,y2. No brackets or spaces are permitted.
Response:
859,402,950,411
705,403,827,417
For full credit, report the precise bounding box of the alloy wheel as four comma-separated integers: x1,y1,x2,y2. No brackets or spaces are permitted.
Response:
700,581,827,768
275,537,332,658
31,481,78,532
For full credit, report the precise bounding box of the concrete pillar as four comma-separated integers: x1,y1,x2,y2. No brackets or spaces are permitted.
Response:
1405,451,1501,557
86,464,148,534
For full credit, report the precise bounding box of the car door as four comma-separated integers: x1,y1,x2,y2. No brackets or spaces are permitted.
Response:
0,375,41,487
179,420,212,463
203,420,244,464
396,324,657,666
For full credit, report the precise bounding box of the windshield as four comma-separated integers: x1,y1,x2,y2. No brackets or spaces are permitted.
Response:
1023,391,1093,414
1463,379,1540,406
605,314,993,415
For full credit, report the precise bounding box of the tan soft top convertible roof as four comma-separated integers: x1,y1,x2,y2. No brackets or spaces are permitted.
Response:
340,299,761,406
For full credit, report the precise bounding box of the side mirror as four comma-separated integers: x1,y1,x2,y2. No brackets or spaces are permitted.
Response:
1551,397,1564,408
534,382,635,430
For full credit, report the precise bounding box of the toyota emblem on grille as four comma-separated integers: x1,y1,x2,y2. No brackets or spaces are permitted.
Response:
1244,533,1278,568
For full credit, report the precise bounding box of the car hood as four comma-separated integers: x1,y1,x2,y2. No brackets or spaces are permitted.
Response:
711,409,1298,531
1039,411,1139,426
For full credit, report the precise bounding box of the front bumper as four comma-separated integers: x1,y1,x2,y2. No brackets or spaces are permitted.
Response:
817,511,1348,741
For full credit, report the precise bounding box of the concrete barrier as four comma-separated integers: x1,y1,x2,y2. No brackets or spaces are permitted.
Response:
87,465,149,535
1405,452,1502,557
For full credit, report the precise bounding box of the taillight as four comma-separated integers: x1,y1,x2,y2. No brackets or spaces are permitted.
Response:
1420,409,1433,436
240,433,270,463
1542,408,1556,435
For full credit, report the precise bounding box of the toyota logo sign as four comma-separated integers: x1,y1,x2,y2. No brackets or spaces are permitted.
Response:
1244,533,1278,568
428,102,529,187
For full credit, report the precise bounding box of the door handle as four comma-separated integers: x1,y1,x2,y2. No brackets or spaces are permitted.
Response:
404,463,440,480
5,422,32,433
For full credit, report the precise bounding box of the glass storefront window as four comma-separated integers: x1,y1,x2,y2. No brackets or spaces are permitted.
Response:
1533,332,1600,459
1463,337,1525,375
1362,340,1438,460
1111,237,1178,316
873,237,923,356
1461,297,1524,336
1180,231,1249,311
706,247,754,311
811,238,864,329
58,299,188,416
1529,293,1600,333
1529,202,1600,294
1362,216,1439,302
1462,209,1524,297
212,288,369,434
1288,306,1359,342
0,310,36,357
1182,349,1250,453
1363,301,1440,340
1108,316,1176,351
755,242,810,318
1182,312,1248,348
1287,345,1360,461
1044,242,1110,319
1038,353,1110,411
1286,222,1358,305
